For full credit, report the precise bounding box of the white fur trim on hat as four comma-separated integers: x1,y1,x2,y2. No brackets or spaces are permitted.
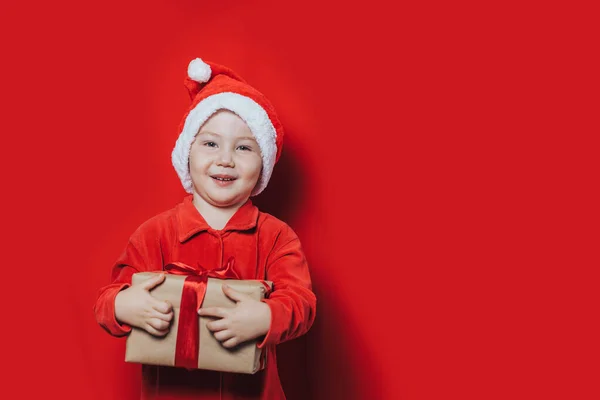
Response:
172,92,278,196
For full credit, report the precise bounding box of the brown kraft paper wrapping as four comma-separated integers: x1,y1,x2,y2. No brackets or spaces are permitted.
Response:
125,272,272,374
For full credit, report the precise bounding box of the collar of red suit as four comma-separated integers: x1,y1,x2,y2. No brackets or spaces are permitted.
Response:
177,195,259,242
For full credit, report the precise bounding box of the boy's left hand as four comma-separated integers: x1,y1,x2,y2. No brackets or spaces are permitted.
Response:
198,284,271,349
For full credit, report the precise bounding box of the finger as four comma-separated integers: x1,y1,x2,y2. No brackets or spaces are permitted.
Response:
222,336,239,349
222,284,249,303
152,299,172,314
198,307,229,318
206,318,229,332
213,329,235,342
148,317,170,332
145,323,169,337
141,273,166,291
150,309,173,322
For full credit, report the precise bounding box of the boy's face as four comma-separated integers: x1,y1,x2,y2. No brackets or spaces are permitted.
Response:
189,110,263,209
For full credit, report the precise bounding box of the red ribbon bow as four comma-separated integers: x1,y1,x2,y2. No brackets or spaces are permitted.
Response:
164,257,241,369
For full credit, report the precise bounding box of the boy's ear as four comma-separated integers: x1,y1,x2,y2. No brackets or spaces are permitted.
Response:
253,167,264,191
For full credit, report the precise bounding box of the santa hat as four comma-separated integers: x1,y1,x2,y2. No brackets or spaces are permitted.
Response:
171,57,284,196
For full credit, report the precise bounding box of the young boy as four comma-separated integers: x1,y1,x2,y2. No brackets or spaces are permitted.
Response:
94,58,317,400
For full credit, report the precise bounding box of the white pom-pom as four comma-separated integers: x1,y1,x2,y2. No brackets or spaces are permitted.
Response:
187,58,212,83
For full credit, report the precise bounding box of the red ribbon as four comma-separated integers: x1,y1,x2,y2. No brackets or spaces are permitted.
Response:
164,257,240,369
164,258,270,369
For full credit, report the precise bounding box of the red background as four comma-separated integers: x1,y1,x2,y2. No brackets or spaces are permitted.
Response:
1,1,598,399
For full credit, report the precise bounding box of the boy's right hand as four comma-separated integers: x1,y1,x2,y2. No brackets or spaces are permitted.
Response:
114,274,174,337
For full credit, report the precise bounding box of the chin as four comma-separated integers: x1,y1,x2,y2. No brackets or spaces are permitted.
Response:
208,194,246,207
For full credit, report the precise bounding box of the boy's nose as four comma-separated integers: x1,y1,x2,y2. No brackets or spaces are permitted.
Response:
216,149,235,168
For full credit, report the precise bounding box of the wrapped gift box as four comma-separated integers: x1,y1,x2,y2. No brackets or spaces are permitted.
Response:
125,266,271,374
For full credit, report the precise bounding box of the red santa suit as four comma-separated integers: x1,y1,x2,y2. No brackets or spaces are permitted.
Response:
95,195,316,399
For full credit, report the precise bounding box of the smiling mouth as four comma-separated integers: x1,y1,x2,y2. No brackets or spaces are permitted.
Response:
211,175,237,181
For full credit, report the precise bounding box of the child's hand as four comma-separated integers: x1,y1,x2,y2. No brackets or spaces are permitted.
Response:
114,274,174,337
198,284,271,349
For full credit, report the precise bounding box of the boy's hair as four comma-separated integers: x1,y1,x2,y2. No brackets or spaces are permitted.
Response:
171,58,284,196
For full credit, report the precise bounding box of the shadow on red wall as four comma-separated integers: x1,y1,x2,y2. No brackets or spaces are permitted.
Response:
253,139,309,400
253,140,384,400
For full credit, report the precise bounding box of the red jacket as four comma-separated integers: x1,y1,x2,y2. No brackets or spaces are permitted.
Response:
94,196,317,400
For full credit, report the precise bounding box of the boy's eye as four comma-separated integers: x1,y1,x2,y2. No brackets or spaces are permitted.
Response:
204,141,217,148
237,145,252,151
